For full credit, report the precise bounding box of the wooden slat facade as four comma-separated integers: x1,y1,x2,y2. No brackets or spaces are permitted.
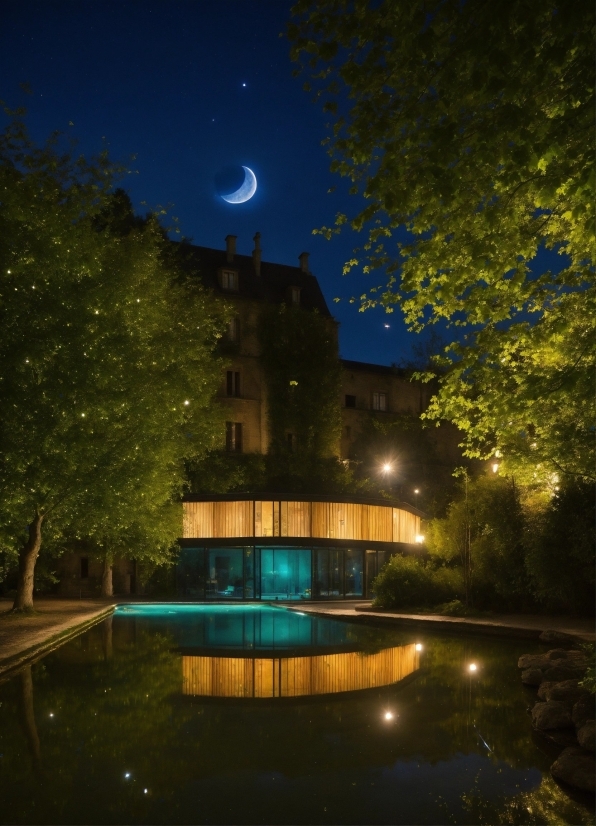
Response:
183,499,420,544
182,643,419,698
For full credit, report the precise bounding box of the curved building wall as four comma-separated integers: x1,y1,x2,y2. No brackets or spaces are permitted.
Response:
183,498,420,545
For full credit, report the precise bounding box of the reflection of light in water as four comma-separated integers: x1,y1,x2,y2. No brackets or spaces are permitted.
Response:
182,643,420,698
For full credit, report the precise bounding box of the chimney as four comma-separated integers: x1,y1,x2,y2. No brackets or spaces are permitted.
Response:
298,252,310,273
225,234,237,263
252,232,262,277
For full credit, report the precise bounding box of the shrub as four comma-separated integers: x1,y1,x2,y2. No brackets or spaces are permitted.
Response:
372,554,460,610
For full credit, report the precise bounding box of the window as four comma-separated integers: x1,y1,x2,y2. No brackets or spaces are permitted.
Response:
226,421,243,452
80,557,89,579
290,286,301,306
372,392,387,411
220,269,238,291
226,370,241,397
227,317,240,342
345,394,356,408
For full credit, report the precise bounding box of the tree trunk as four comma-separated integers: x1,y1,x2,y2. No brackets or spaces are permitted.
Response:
12,512,44,612
19,665,41,770
101,554,113,597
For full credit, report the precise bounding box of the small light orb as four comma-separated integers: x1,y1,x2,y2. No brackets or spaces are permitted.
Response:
384,324,390,328
492,462,499,473
144,789,148,794
49,712,54,717
415,643,423,651
383,463,392,473
414,488,420,494
468,663,477,672
124,772,131,779
184,400,190,406
384,711,394,721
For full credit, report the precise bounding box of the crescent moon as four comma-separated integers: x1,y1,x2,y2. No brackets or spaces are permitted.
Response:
221,166,257,204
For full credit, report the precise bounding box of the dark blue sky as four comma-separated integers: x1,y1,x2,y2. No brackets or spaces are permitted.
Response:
2,0,418,365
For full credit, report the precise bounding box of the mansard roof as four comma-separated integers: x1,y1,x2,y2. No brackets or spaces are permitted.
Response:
178,242,332,317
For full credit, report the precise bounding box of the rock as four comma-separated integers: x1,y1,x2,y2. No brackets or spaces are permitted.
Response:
548,680,590,705
537,681,556,700
546,648,569,660
522,667,544,685
551,746,595,793
539,629,579,646
531,701,574,730
543,662,586,682
573,695,596,730
577,720,595,752
519,653,549,670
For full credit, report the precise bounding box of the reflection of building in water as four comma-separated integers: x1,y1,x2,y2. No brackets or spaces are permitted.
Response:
182,643,419,698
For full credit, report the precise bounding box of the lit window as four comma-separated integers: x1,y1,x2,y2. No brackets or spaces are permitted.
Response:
226,422,243,452
372,392,387,411
221,270,238,291
226,370,241,397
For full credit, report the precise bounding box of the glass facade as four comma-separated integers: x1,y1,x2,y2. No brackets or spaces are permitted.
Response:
176,546,379,600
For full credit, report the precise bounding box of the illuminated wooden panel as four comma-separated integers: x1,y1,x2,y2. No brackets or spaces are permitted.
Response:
182,643,419,698
212,501,252,538
183,502,214,539
255,501,273,537
183,499,419,544
284,501,311,537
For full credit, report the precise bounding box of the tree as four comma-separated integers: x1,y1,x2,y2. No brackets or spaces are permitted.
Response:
0,113,227,609
289,0,595,482
426,473,528,609
257,303,348,492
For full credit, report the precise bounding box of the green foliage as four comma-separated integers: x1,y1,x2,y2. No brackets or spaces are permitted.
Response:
257,303,347,491
0,112,227,595
372,554,461,610
186,452,267,495
290,0,595,482
427,474,528,609
523,479,595,615
348,412,462,515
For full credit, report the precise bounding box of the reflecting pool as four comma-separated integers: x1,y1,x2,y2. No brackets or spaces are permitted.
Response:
0,605,592,825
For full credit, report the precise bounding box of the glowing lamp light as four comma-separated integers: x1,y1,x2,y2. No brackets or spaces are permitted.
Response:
144,789,148,794
384,711,394,721
492,462,499,473
49,712,54,718
382,463,392,473
184,400,190,406
415,643,423,651
415,534,425,544
414,488,420,494
468,663,478,673
124,772,131,779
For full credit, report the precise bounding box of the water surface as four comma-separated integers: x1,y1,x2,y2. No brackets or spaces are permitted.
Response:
0,605,592,825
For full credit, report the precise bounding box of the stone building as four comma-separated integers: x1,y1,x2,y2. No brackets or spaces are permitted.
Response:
57,233,461,598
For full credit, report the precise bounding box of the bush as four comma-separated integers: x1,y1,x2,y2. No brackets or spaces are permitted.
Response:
372,554,460,610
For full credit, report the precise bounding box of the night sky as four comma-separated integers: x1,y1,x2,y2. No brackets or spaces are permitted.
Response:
1,0,421,365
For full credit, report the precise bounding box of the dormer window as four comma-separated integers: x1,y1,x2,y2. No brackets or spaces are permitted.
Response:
289,286,301,306
220,269,238,291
